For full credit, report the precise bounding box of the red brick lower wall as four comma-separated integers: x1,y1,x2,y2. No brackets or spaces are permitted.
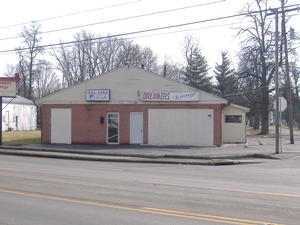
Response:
41,104,222,146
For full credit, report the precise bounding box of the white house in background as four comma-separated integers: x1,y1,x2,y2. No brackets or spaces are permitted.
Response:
2,95,37,131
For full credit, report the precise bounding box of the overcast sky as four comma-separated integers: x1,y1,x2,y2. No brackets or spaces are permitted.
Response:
0,0,299,76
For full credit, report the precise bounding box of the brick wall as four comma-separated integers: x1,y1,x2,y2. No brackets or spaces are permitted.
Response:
41,104,222,146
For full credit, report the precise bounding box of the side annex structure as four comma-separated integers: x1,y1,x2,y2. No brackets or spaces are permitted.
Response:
37,65,248,146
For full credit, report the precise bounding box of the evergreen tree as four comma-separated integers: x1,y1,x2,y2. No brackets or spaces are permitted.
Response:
184,47,213,92
214,51,236,97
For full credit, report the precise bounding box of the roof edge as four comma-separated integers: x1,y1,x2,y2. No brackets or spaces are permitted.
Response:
225,103,250,112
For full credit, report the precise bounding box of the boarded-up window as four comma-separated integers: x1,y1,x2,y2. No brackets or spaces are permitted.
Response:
225,115,242,123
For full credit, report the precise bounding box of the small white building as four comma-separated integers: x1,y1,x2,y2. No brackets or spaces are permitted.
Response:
2,95,37,131
222,104,249,143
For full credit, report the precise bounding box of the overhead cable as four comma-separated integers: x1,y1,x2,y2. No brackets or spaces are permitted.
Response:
0,12,259,54
0,0,142,29
0,0,226,41
1,4,299,54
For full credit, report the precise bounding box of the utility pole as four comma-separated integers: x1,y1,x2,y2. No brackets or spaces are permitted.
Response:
274,9,280,154
281,0,294,144
268,5,298,152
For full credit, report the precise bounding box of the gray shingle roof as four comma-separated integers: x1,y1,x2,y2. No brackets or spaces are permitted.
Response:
2,95,34,105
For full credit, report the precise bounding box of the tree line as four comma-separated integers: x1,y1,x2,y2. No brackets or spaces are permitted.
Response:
4,0,300,134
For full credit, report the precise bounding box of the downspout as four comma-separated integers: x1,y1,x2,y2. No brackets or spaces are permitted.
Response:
220,102,230,146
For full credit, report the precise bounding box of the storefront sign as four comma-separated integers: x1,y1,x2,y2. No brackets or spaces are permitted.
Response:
86,89,110,101
141,91,199,102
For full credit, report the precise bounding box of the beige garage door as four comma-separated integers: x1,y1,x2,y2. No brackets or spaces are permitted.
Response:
51,108,72,144
148,109,213,146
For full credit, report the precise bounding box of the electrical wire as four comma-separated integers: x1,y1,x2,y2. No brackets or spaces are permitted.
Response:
0,0,226,41
0,21,243,57
0,4,299,55
0,0,142,30
0,12,250,54
124,21,242,40
0,13,257,56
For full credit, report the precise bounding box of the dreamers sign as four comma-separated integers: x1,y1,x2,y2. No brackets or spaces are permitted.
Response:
141,91,199,102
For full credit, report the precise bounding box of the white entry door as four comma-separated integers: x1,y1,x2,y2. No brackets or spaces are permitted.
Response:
130,112,143,144
51,108,71,144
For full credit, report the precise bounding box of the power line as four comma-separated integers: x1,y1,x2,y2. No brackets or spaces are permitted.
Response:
0,12,249,54
0,0,226,41
0,13,257,56
43,0,226,34
0,0,142,30
0,4,299,55
0,21,244,57
121,21,243,41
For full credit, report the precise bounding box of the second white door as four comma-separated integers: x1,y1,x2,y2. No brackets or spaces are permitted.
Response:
130,112,143,144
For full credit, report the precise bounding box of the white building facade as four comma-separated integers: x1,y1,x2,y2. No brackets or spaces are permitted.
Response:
2,95,37,131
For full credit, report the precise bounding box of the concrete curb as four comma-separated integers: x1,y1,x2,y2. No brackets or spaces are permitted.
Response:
0,145,279,160
0,147,276,166
163,153,280,160
0,146,160,158
0,149,225,165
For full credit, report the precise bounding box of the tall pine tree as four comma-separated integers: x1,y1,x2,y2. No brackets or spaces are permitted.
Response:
184,47,213,93
214,51,236,97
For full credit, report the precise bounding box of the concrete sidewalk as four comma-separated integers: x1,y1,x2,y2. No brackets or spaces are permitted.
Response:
0,134,299,165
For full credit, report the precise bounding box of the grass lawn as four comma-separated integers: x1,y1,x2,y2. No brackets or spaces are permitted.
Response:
2,130,41,146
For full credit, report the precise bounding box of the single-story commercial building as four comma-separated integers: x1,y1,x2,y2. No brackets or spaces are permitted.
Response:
2,95,37,131
37,65,248,146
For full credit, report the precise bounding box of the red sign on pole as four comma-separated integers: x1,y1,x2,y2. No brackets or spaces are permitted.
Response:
0,74,20,97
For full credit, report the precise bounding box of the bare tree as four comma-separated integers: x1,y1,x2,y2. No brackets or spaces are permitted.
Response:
139,47,158,72
99,36,122,72
116,40,141,66
290,58,300,129
53,31,99,86
34,60,61,99
53,31,124,86
237,0,276,134
53,44,74,87
3,64,17,77
160,56,184,82
16,22,43,100
237,48,263,129
116,40,158,71
53,32,159,87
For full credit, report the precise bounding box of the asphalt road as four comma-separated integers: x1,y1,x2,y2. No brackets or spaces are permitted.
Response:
0,155,299,225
